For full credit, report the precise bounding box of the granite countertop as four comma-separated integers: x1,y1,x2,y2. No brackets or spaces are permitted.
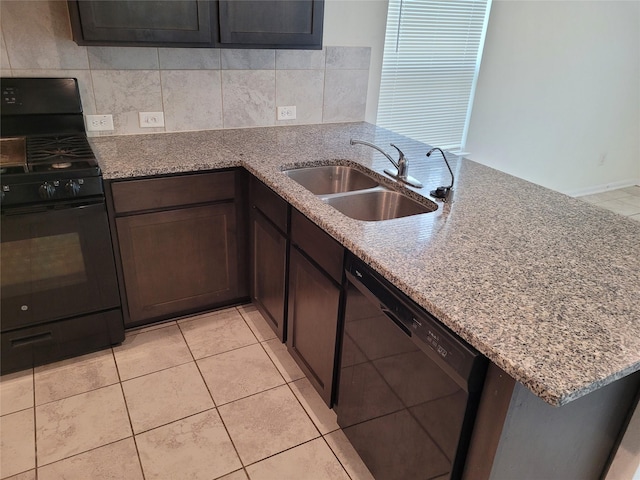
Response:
90,122,640,407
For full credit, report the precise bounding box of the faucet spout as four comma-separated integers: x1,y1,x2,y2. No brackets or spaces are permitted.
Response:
350,138,423,188
349,139,399,170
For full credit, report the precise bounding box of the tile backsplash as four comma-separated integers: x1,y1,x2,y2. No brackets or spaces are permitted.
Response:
0,0,371,136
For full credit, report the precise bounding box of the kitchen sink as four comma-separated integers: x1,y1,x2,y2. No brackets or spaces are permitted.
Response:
284,164,437,221
322,188,437,221
284,165,379,195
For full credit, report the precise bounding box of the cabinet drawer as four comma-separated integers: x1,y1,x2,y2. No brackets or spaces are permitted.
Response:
111,171,236,214
291,209,343,283
1,309,123,375
250,176,289,233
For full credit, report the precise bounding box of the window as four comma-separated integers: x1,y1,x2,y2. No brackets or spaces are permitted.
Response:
377,0,491,152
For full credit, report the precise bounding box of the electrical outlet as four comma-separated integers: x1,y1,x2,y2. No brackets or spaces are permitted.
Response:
139,111,165,128
86,114,114,132
277,106,296,121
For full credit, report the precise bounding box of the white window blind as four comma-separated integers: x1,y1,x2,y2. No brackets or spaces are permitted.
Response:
377,0,491,152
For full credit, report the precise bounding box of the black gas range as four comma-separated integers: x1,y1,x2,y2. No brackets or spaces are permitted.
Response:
1,78,104,207
0,77,124,374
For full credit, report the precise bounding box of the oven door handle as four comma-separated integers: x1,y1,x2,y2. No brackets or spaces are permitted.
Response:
1,197,105,215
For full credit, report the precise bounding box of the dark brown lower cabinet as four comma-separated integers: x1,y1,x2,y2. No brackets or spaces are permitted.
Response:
250,208,288,340
116,202,241,325
287,246,342,407
285,209,345,406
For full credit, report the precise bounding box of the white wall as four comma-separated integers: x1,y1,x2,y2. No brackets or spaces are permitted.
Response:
465,0,640,196
323,0,389,123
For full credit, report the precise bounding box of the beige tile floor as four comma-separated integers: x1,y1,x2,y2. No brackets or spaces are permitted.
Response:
0,305,375,480
578,185,640,221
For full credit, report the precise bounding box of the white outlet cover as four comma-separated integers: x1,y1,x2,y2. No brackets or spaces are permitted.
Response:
277,106,296,121
86,114,114,132
139,111,165,128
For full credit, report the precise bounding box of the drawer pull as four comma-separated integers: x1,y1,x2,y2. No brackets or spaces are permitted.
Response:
11,331,53,347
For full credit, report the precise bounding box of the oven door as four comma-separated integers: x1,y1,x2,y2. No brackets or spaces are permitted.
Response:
1,200,120,331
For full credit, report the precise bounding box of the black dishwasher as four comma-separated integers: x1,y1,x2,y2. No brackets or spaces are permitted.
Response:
335,254,487,480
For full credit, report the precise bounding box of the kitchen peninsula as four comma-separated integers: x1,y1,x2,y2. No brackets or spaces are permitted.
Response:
91,122,640,479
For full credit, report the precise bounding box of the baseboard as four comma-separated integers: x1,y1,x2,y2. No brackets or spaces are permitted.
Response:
565,179,640,198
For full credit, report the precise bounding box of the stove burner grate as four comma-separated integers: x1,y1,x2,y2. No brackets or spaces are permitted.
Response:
27,135,95,163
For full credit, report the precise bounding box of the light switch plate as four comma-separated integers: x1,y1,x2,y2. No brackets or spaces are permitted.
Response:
139,111,165,128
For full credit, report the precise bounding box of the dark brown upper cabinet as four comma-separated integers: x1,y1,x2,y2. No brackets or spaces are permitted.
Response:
68,0,324,49
68,1,218,47
218,0,323,49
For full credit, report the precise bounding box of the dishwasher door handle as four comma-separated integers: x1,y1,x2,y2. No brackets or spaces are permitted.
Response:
381,307,412,337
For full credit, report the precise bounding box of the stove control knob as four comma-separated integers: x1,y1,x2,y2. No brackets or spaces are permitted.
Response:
39,182,56,200
65,180,81,197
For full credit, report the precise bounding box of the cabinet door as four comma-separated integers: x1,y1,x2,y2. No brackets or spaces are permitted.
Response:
218,0,324,49
116,203,239,325
68,1,216,47
287,247,340,406
250,209,288,341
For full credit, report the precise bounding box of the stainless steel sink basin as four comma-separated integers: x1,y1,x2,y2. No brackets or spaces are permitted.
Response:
323,188,437,221
284,164,437,221
284,165,379,195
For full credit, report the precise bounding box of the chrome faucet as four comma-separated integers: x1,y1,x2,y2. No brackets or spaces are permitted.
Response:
350,139,423,188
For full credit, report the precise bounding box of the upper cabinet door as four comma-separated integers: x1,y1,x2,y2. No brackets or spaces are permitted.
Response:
217,0,324,49
68,1,217,47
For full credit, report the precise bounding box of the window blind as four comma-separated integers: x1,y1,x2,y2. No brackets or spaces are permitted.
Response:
377,0,491,152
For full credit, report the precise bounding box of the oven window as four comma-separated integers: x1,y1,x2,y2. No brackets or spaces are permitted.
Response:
1,233,87,292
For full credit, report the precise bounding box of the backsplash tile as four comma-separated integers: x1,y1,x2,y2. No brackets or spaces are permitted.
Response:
92,70,164,135
221,49,276,70
326,46,371,70
1,33,10,71
0,0,371,134
161,70,223,132
222,70,276,128
1,0,89,70
88,47,159,70
323,69,369,123
276,49,325,70
158,48,221,70
276,70,324,125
